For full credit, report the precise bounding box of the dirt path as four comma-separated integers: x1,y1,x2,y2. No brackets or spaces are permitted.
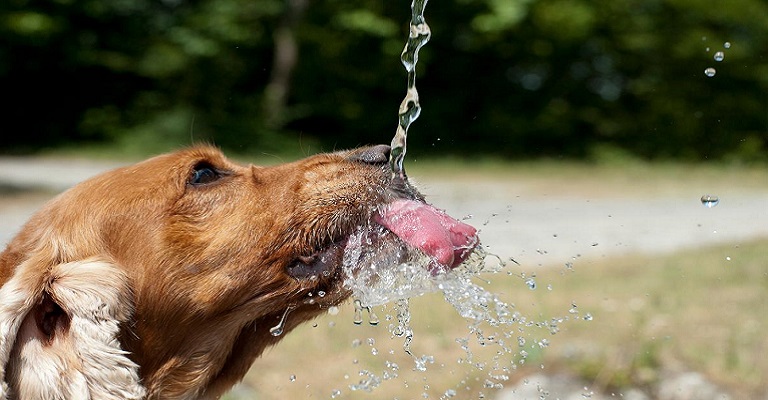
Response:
2,157,767,270
425,178,768,268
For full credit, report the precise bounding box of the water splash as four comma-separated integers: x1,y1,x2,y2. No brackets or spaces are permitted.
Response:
390,0,432,177
338,230,596,395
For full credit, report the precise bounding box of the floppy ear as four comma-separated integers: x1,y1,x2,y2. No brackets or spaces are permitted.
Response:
0,257,145,400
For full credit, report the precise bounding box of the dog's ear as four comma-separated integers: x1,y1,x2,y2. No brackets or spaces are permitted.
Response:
0,256,145,400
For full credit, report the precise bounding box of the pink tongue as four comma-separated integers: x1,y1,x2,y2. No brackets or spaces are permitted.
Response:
374,199,478,270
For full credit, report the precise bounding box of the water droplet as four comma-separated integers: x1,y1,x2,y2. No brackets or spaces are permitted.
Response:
725,256,731,261
331,389,342,398
289,374,296,382
328,306,339,316
525,278,537,290
713,51,724,62
724,41,731,49
353,299,364,325
269,306,295,336
368,307,380,325
317,290,326,297
584,313,593,321
701,194,720,208
704,67,716,77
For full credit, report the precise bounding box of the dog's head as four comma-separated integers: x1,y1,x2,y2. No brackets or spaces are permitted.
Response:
0,145,476,399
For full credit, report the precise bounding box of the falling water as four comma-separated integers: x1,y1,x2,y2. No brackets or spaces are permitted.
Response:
389,0,432,177
269,305,295,336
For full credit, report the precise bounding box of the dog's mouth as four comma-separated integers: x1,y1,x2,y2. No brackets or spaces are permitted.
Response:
287,198,478,281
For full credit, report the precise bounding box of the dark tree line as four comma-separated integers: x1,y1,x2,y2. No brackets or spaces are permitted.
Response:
1,0,766,161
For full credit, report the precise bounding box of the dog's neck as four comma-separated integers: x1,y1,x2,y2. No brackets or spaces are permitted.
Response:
122,304,323,399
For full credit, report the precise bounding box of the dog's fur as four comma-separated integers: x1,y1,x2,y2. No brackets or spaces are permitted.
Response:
0,145,417,399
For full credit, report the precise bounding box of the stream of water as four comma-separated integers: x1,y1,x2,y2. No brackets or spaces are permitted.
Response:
389,0,431,178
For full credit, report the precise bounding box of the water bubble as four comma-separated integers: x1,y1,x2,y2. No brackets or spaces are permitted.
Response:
328,306,340,316
701,194,720,208
724,41,731,49
713,51,724,62
704,67,716,77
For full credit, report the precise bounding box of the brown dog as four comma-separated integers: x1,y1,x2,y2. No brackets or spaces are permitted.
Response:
0,145,477,399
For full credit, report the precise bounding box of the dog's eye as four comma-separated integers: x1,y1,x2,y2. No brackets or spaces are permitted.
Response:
189,163,220,185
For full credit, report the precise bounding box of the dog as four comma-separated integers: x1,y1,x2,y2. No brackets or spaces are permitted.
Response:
0,145,477,399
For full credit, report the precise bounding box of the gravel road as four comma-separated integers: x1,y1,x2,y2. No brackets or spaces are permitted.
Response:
2,156,767,270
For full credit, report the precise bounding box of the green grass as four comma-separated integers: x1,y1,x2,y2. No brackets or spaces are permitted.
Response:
225,238,768,399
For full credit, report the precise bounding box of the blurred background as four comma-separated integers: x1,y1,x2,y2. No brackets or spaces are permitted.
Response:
1,0,766,161
2,1,768,399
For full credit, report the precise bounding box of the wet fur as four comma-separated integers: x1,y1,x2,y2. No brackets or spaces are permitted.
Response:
0,145,401,399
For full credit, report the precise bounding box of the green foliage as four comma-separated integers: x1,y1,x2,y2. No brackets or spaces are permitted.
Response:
0,0,766,161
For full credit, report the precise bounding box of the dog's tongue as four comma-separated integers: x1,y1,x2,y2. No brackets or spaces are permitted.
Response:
375,199,478,270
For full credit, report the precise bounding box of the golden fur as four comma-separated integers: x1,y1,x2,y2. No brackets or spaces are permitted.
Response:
0,145,409,399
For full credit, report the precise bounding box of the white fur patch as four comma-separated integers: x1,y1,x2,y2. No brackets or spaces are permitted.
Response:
1,258,145,399
0,268,36,400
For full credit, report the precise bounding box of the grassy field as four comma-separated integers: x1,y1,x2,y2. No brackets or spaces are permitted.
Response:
226,237,768,399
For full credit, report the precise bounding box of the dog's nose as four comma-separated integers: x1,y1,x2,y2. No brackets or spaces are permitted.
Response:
350,144,391,165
